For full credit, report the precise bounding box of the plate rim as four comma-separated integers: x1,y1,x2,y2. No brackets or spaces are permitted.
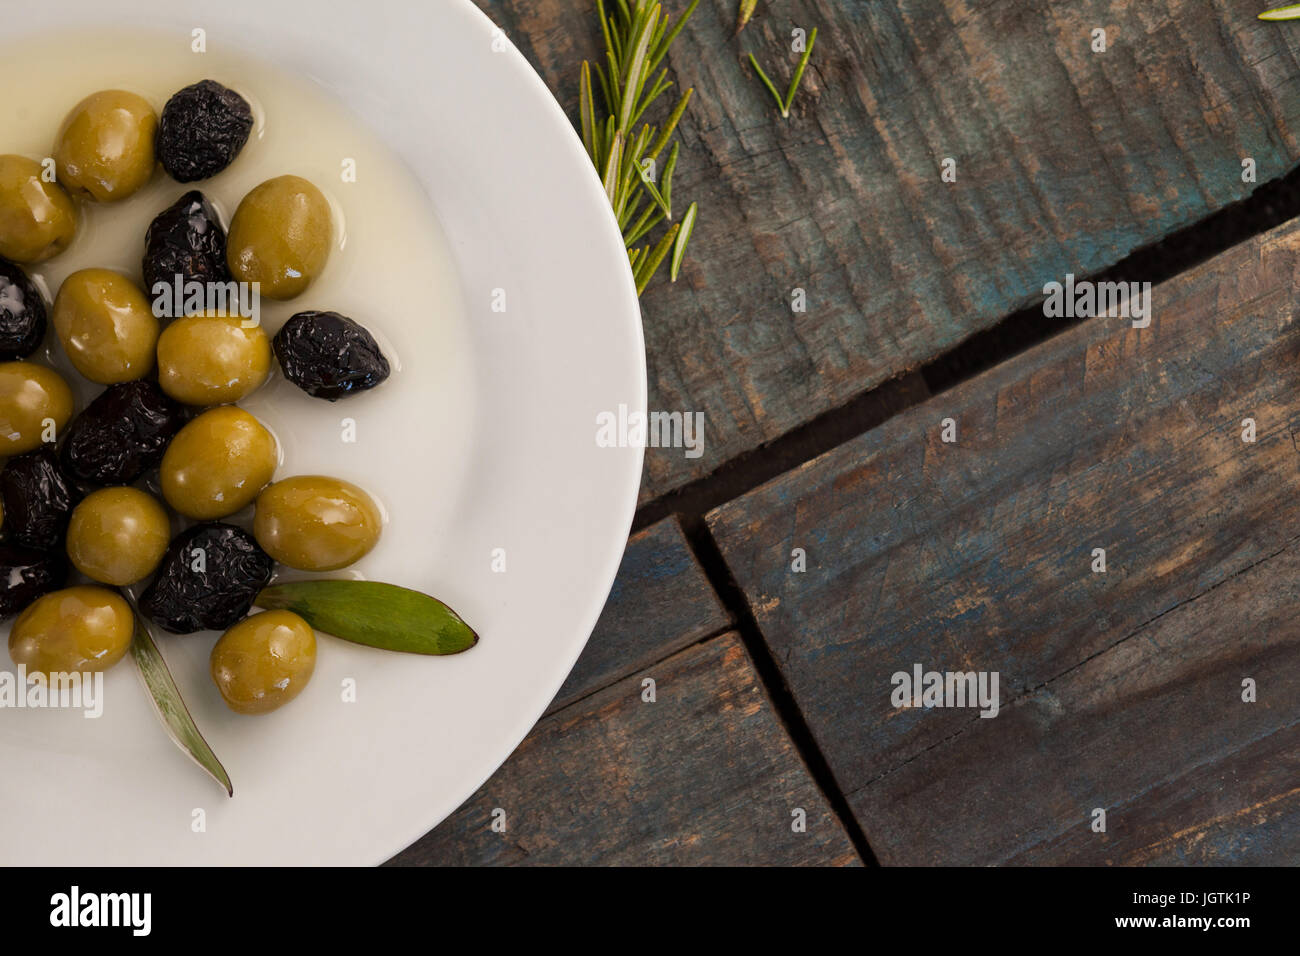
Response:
377,0,648,863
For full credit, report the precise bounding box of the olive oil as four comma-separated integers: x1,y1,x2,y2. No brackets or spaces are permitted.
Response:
0,28,473,544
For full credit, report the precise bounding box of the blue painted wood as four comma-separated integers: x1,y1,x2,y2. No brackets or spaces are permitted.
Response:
708,218,1300,864
477,0,1300,497
854,539,1300,865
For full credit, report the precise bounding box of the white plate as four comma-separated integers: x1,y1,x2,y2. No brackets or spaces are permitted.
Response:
0,0,644,865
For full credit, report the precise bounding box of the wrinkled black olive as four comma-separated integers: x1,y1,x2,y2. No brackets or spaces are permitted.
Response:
273,311,391,400
139,523,274,634
156,80,254,183
61,381,188,486
142,190,231,305
0,543,68,619
0,257,47,360
0,446,78,550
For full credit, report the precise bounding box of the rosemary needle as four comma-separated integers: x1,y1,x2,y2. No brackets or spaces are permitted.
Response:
1259,4,1300,19
661,140,680,214
748,54,787,116
671,201,698,281
636,221,682,295
736,0,758,34
784,28,817,112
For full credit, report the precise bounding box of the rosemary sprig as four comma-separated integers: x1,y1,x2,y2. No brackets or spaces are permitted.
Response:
1259,4,1300,19
581,0,700,293
748,27,818,118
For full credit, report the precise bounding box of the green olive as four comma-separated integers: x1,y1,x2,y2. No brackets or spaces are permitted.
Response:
54,90,157,202
0,154,77,263
156,312,271,405
0,361,74,456
65,487,170,586
253,475,382,571
210,610,316,715
226,175,332,300
161,406,278,520
8,586,134,676
52,268,159,384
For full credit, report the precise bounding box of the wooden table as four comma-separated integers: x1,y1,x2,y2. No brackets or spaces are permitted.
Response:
390,0,1300,865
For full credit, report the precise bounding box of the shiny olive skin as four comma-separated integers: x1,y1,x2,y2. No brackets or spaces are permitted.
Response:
156,313,271,405
59,380,186,486
0,155,77,263
226,176,331,299
53,269,159,384
253,475,382,571
210,610,316,714
0,257,49,361
8,585,134,676
161,406,277,520
54,90,157,202
65,487,170,586
138,522,272,634
0,361,74,456
0,543,68,620
1,446,77,550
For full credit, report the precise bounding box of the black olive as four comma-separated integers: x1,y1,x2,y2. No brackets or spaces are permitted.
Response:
0,543,68,619
0,446,78,550
142,190,231,307
139,523,274,634
273,311,391,400
61,381,188,486
156,80,254,183
0,257,47,360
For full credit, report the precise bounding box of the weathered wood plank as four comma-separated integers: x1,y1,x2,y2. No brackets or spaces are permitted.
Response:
707,216,1300,864
855,539,1300,865
389,633,862,865
477,0,1300,497
549,515,729,712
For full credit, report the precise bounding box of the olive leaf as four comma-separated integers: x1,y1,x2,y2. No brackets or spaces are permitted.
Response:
130,612,233,797
254,580,479,656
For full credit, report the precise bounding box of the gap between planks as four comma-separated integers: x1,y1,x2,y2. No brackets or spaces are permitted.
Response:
629,161,1300,868
681,512,882,866
634,162,1300,533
